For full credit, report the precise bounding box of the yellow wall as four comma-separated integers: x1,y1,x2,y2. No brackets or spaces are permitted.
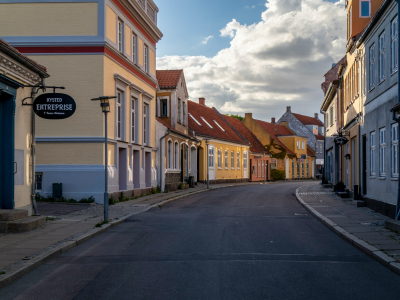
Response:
138,38,144,66
149,49,156,76
106,5,117,43
36,143,103,165
107,143,115,166
28,55,104,137
278,136,307,157
287,157,315,179
197,139,249,181
0,3,98,36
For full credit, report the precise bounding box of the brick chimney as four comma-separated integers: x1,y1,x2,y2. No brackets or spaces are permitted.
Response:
271,117,275,124
286,106,291,112
199,98,205,106
314,113,318,119
245,113,253,119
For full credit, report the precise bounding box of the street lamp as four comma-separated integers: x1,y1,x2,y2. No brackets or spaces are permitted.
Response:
91,95,116,222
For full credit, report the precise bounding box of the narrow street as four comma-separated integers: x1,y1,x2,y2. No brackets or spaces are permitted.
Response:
1,182,399,300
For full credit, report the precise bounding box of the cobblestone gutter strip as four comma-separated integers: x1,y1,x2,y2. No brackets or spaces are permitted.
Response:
295,185,400,276
0,187,218,288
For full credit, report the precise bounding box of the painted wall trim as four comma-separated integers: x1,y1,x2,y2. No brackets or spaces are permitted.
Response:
36,137,105,143
36,164,105,171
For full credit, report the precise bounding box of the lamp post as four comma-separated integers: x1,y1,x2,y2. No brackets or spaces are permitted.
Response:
91,96,116,222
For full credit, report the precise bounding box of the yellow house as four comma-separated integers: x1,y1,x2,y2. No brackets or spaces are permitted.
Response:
188,99,250,183
0,39,49,230
243,113,315,179
0,0,163,202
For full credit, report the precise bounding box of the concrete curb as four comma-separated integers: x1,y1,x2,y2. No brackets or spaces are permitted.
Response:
0,186,222,288
295,185,400,276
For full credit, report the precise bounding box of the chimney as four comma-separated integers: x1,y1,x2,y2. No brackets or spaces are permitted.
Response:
314,113,318,119
271,117,275,124
245,113,253,120
199,98,205,106
286,106,291,112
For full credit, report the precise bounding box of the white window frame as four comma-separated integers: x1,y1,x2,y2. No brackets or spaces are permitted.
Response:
167,140,172,169
243,151,248,169
144,44,149,73
213,120,225,132
218,149,222,169
237,152,240,169
359,0,371,18
379,31,386,83
302,141,305,150
174,141,179,169
370,131,376,176
131,97,136,143
392,123,399,177
118,19,124,53
178,98,182,123
116,90,123,140
132,31,137,63
297,140,300,149
225,150,228,169
143,102,149,145
231,151,234,169
189,113,201,126
379,128,386,177
35,172,43,190
208,146,215,168
255,160,258,177
201,116,213,129
369,44,375,90
392,16,398,74
183,101,187,126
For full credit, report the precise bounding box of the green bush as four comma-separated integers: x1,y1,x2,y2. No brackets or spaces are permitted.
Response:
109,195,118,205
333,181,346,192
270,169,285,180
179,183,186,190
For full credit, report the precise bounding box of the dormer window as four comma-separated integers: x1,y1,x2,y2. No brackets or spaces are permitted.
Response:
189,113,201,126
360,0,370,18
201,117,213,129
213,120,225,131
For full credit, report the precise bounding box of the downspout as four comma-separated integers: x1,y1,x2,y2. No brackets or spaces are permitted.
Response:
322,110,326,184
159,129,170,192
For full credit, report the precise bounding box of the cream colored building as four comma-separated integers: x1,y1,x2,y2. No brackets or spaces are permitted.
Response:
0,0,163,202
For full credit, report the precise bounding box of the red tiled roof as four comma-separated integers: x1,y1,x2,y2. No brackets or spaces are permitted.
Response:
156,70,183,89
316,134,324,140
0,39,48,74
293,113,324,126
307,148,315,157
255,119,295,155
156,117,198,141
187,101,247,145
224,115,268,154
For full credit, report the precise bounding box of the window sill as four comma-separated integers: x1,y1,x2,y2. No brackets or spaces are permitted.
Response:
390,69,398,77
218,167,222,170
368,86,375,93
378,78,386,85
370,176,376,179
391,177,399,181
379,176,386,180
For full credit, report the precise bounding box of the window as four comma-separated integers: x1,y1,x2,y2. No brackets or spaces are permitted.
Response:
379,31,385,82
360,0,370,17
118,19,123,53
361,54,366,96
297,140,300,149
254,160,257,177
167,140,172,169
116,91,122,139
369,44,375,90
144,45,149,73
258,160,261,177
392,123,399,177
237,152,240,169
262,160,264,178
302,162,304,177
297,160,300,178
143,103,149,145
208,147,214,167
178,99,181,123
330,106,334,126
213,120,225,131
392,16,398,73
225,150,228,168
201,116,213,129
218,149,221,168
189,113,201,126
302,141,305,150
175,142,179,169
379,128,386,176
35,173,43,190
132,32,137,63
370,131,376,176
243,152,248,169
307,160,309,177
131,97,136,142
183,102,186,126
231,151,234,169
160,99,168,117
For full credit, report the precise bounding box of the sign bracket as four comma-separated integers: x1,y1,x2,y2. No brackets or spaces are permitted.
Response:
22,85,65,106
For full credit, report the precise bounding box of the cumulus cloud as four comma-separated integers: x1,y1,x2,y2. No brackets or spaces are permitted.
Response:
157,0,346,121
201,36,214,45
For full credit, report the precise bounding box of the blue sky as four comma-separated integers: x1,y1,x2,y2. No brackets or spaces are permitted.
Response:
156,0,346,121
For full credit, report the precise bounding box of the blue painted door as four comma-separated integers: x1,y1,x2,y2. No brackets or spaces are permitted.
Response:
0,92,15,209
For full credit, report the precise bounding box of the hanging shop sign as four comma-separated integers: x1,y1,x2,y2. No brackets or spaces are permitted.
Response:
334,136,349,146
33,93,76,119
301,155,306,159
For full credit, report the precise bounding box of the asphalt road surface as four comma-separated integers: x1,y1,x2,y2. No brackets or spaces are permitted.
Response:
1,182,399,300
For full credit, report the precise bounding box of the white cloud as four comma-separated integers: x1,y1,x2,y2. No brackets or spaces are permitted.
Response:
157,0,346,121
201,36,214,45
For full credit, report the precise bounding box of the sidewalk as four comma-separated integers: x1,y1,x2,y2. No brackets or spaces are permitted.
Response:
296,183,400,275
0,181,270,287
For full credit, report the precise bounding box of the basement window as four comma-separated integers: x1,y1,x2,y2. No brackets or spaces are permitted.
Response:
189,113,202,126
201,117,214,129
213,120,225,132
